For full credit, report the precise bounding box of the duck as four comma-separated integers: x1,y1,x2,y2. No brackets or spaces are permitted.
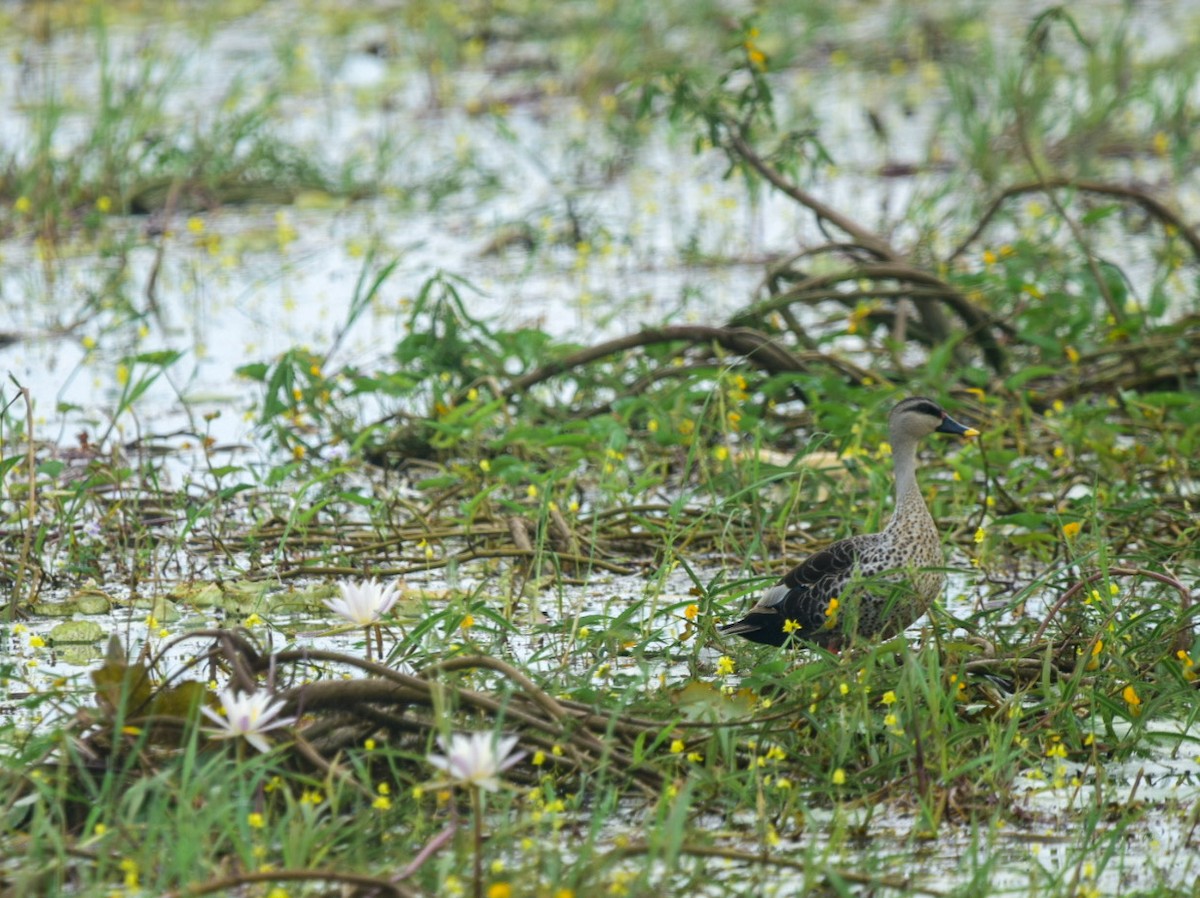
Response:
721,397,978,648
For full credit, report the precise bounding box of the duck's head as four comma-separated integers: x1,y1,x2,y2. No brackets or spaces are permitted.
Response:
889,397,979,444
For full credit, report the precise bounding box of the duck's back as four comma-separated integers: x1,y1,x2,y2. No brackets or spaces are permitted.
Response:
722,520,946,646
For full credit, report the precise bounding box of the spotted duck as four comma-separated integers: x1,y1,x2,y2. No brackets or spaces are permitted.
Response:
722,397,978,648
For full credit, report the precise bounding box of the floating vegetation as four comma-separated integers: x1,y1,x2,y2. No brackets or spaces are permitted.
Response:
2,2,1199,896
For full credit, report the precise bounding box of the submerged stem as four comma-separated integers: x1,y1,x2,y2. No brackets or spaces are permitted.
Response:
471,785,483,898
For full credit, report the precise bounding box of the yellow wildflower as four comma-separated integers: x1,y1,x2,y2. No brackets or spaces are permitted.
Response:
1122,685,1141,714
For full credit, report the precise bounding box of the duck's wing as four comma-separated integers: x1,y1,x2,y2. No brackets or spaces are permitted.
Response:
721,535,873,647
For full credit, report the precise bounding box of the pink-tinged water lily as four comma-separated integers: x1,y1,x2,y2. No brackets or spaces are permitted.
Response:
427,732,524,792
324,578,401,627
202,687,295,753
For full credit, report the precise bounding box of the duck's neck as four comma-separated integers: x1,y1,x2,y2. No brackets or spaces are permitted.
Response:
886,436,925,529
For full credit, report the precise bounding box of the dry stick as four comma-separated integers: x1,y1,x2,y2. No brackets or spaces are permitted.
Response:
968,430,1022,526
290,678,431,710
300,704,427,751
10,384,37,616
142,177,184,323
502,325,811,399
948,177,1200,264
421,658,658,785
425,658,669,791
568,351,869,422
962,657,1048,677
273,647,446,693
726,130,976,366
422,654,571,722
556,694,804,733
1013,97,1130,333
768,284,1021,345
507,516,534,553
169,868,417,898
594,842,947,897
549,505,581,557
396,823,457,882
281,658,553,739
282,546,637,578
290,732,377,801
427,672,657,782
777,304,816,348
727,132,895,260
761,240,885,288
733,263,1011,372
1041,340,1200,402
269,648,661,791
1032,566,1194,646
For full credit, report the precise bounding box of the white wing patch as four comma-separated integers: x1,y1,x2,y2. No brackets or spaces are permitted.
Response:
751,584,791,613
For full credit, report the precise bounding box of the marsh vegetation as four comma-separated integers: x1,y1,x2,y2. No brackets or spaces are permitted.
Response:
1,2,1198,896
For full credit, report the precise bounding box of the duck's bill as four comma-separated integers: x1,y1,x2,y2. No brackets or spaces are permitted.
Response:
937,415,979,437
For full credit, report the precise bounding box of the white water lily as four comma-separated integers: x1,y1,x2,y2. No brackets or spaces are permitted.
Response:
202,687,295,753
324,578,401,627
427,732,525,792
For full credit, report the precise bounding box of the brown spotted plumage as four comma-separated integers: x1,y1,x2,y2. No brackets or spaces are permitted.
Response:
721,397,978,648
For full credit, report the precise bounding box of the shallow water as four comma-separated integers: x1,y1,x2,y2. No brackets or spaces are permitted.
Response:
5,2,1193,454
5,561,1199,895
3,3,1199,893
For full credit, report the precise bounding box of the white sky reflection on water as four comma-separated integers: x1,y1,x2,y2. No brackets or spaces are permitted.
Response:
3,4,1199,893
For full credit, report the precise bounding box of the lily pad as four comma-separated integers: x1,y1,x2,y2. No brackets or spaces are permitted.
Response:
174,581,270,614
91,636,208,734
28,601,75,617
49,620,105,644
69,584,117,614
128,595,183,622
670,680,757,721
60,644,104,666
75,592,114,615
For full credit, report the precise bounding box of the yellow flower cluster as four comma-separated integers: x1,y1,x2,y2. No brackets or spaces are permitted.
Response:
821,598,839,629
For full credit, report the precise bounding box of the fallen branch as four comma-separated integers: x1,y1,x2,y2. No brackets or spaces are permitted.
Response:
1033,566,1194,651
502,324,815,399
